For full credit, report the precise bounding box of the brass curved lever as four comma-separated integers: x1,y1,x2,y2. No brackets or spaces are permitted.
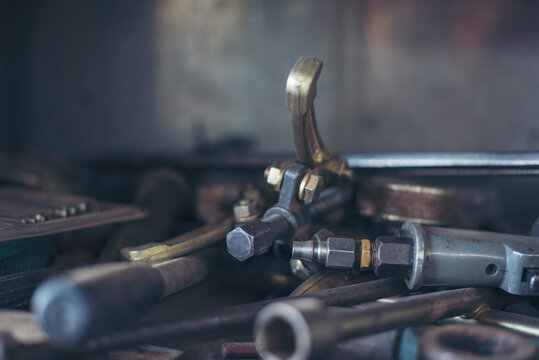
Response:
286,57,351,178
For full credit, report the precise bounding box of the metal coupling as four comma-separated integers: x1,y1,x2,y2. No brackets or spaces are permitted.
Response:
291,229,372,270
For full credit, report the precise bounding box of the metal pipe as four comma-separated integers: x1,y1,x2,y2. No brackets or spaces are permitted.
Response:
345,152,539,169
221,342,258,359
475,308,539,338
254,287,509,360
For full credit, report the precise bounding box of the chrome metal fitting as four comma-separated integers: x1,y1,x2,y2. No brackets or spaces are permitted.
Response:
292,229,361,269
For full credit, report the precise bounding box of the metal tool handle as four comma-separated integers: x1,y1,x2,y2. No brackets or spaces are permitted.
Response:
31,251,213,347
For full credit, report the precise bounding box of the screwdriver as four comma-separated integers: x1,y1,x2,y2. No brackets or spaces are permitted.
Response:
31,248,216,347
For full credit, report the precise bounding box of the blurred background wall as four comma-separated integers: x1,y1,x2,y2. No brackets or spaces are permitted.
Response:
2,0,539,155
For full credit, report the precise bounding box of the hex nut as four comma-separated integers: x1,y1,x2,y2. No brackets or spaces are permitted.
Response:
233,199,261,223
226,220,274,261
374,236,413,278
299,173,324,203
265,164,285,191
325,237,356,269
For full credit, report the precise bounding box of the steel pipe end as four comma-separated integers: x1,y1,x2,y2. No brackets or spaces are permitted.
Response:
291,241,315,262
254,298,338,360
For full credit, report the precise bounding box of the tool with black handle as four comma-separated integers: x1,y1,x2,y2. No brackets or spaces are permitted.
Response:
31,248,215,348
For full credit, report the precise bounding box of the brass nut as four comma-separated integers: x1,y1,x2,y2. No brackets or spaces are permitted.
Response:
298,172,324,203
265,163,285,191
233,199,261,223
359,239,372,269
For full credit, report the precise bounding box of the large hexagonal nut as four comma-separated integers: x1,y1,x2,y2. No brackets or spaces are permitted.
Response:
374,236,413,278
299,173,324,203
226,220,274,261
325,237,356,269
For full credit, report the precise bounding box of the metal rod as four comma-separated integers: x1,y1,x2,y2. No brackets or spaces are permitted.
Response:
221,342,258,359
345,152,539,168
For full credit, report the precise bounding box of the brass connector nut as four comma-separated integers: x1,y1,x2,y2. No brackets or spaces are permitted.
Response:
298,172,324,203
264,162,286,191
359,239,372,269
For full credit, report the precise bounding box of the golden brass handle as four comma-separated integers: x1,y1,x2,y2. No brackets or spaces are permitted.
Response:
286,57,351,178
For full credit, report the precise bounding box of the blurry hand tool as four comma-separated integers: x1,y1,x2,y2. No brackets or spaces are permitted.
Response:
1,279,405,360
254,287,511,360
31,248,215,347
122,216,233,264
74,278,406,356
292,221,539,295
98,169,190,262
226,57,353,262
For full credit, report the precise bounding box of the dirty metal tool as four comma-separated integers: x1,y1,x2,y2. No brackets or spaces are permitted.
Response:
419,323,536,360
1,279,405,360
31,249,215,347
98,169,191,262
254,287,510,360
226,57,353,262
292,221,539,295
122,216,234,264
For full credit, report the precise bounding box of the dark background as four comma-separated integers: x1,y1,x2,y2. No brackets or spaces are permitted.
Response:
2,0,539,156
